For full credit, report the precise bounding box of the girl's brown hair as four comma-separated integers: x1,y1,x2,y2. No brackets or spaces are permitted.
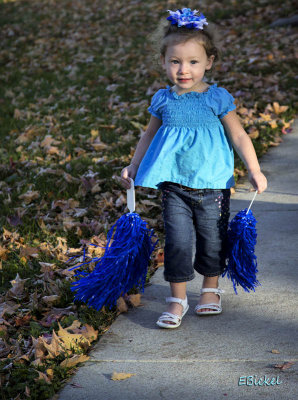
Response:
149,18,220,66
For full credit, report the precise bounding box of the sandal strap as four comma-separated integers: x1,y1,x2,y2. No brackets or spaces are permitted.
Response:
158,312,181,323
166,296,188,308
195,303,221,311
200,288,224,295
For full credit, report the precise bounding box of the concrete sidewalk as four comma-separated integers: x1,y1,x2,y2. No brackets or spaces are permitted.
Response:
58,121,298,400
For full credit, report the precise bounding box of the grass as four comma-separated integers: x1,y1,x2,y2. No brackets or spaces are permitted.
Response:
0,0,296,398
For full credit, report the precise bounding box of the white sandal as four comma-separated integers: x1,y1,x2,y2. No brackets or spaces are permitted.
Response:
194,288,224,316
156,296,189,329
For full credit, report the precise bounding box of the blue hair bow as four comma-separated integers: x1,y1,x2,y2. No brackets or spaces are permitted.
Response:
167,8,208,30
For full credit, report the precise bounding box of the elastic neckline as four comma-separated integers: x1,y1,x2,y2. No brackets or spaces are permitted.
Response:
167,84,217,99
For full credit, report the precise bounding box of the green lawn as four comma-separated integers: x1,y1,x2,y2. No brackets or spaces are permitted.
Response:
0,0,296,398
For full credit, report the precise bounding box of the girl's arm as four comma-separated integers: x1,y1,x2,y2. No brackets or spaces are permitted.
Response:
120,115,162,189
221,110,267,193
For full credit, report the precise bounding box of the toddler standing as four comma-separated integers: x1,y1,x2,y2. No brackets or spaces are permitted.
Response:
121,8,267,328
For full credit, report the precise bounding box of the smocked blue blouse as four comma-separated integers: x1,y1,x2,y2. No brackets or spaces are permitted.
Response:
134,84,236,190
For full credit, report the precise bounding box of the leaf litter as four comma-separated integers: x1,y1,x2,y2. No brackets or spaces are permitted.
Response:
0,0,296,398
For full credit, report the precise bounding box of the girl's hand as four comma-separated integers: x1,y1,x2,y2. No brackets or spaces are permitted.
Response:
248,170,267,194
120,164,138,189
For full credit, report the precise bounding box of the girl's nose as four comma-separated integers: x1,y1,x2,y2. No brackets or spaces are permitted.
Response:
179,63,188,74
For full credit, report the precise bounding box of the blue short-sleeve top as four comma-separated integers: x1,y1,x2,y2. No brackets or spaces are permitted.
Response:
134,84,236,190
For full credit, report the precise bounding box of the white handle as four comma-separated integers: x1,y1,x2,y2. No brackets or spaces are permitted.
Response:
246,190,258,214
127,178,135,213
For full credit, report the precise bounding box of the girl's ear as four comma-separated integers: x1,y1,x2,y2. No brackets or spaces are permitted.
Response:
206,55,215,70
160,55,166,69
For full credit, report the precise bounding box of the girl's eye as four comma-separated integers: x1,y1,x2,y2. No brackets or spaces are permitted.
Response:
171,60,179,64
191,60,198,64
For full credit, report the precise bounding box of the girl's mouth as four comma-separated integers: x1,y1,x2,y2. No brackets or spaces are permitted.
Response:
178,78,191,83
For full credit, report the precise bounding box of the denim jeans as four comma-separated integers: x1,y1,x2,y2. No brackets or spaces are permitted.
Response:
160,182,230,282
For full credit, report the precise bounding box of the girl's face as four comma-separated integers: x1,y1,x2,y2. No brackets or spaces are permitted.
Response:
161,38,214,94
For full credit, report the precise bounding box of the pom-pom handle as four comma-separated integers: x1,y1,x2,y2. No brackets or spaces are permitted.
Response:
127,177,135,213
246,190,258,214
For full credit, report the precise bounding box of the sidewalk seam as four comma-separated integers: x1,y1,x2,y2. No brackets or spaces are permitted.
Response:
87,358,298,363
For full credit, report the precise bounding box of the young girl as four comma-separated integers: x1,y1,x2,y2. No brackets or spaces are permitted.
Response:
120,8,267,328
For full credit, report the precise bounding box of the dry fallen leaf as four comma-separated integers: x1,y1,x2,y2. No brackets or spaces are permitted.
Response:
20,246,39,259
248,126,259,139
271,349,280,354
78,324,98,342
116,297,128,314
269,119,278,129
60,354,90,368
54,237,68,255
140,199,159,207
47,146,61,155
70,382,83,388
274,361,295,370
0,0,295,395
46,368,54,379
90,129,99,138
15,127,40,144
268,141,280,147
32,336,47,360
38,330,62,359
14,109,22,119
88,245,105,258
0,246,9,260
273,102,288,115
39,306,74,327
64,320,82,331
259,113,271,122
127,294,142,307
0,338,10,358
57,323,90,352
15,314,31,327
42,295,61,306
91,137,108,151
2,227,20,242
111,372,136,381
35,371,51,384
7,274,28,299
154,249,164,268
0,325,8,337
115,194,126,208
234,168,245,178
25,386,30,397
18,190,40,204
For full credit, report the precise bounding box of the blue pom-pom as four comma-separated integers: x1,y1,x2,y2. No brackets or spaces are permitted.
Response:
222,208,260,294
69,212,158,310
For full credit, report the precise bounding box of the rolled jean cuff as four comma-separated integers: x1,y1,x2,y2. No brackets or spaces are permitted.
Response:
163,272,195,283
196,269,226,277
